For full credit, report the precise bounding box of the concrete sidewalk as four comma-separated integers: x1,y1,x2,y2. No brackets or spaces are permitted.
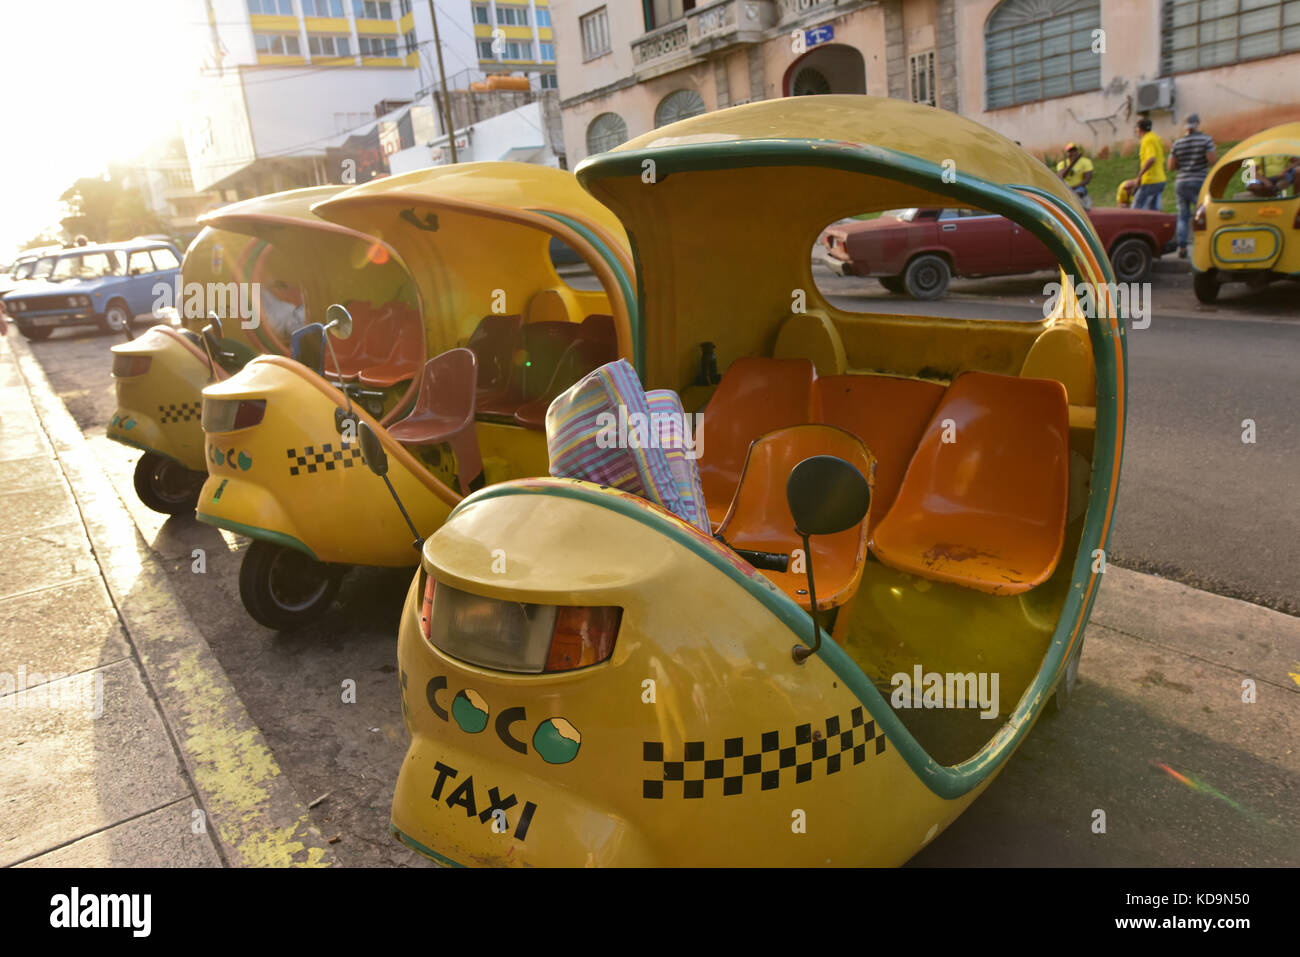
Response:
0,330,332,867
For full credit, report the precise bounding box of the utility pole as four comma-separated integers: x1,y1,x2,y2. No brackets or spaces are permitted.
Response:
426,0,458,163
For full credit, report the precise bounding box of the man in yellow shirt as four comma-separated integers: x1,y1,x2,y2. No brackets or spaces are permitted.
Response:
1133,117,1167,210
1056,143,1094,208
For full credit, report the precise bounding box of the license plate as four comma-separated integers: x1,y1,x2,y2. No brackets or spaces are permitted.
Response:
1230,237,1256,255
32,316,62,326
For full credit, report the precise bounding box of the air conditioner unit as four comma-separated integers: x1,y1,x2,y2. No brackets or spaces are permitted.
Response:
1134,78,1174,112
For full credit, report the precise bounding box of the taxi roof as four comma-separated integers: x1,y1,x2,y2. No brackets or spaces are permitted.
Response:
578,94,1077,205
198,185,369,242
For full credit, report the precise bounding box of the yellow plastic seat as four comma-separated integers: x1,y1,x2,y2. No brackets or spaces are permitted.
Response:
716,424,874,611
816,375,944,529
869,371,1069,595
696,357,818,526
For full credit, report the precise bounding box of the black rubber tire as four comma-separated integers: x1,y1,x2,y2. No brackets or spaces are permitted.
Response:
133,453,205,515
878,275,906,294
239,540,345,631
18,323,53,341
1109,237,1153,283
100,299,132,335
903,254,951,300
1192,270,1220,304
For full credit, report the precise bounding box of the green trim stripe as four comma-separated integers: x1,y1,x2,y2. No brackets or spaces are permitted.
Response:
195,512,319,560
390,821,465,867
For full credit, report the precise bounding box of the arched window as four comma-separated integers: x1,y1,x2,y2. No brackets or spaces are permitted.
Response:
985,0,1101,109
586,113,628,155
654,89,706,128
791,67,832,96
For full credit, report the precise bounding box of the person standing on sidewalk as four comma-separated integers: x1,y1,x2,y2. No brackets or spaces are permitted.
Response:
1132,117,1168,211
1168,113,1217,258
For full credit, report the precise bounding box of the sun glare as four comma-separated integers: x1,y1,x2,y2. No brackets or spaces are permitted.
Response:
0,0,203,259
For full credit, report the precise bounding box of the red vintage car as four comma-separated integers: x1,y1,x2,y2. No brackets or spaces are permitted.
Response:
821,206,1177,299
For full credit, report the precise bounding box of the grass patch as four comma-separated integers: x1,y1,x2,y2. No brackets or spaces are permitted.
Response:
1042,141,1241,212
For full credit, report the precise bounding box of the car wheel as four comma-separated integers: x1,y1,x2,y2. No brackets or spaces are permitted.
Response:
18,323,53,341
100,300,132,334
239,540,346,631
1192,270,1220,304
133,453,206,515
879,276,906,294
903,255,951,300
1109,238,1153,283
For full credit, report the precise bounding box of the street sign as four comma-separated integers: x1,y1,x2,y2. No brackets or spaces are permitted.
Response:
806,24,834,48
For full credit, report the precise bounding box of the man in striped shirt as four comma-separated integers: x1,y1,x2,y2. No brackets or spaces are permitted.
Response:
1168,114,1217,258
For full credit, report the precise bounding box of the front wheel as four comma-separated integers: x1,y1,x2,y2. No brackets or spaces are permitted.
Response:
18,323,53,341
133,452,205,514
239,540,346,631
903,254,951,300
1192,270,1220,304
100,301,132,334
1109,237,1153,283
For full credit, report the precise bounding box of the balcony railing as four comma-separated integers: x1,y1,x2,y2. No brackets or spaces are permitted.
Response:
688,0,776,51
631,21,692,69
776,0,838,26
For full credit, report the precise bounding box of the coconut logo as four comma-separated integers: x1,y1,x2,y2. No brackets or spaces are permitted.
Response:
426,675,582,764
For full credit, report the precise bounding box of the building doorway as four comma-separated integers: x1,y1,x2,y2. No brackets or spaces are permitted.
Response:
783,43,867,97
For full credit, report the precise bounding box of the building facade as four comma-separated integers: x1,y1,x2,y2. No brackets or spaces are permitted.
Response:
553,0,1300,165
184,0,561,198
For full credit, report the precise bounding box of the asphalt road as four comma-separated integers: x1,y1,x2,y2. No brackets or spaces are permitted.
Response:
10,267,1297,866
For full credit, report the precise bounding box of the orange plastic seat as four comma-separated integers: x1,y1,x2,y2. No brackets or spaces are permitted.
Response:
716,425,874,611
696,357,818,526
387,348,483,488
514,315,618,429
477,321,582,419
816,375,945,527
869,371,1069,595
466,314,523,404
358,316,424,387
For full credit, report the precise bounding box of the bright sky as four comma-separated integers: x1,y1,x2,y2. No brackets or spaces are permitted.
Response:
0,1,207,262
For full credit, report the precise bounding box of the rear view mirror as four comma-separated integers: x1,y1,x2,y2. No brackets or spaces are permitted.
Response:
787,455,870,665
325,303,353,339
787,455,870,536
358,421,388,477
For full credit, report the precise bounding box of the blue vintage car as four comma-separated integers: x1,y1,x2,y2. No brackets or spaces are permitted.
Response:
1,240,181,341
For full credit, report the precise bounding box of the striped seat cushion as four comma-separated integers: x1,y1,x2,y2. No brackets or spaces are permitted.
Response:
545,359,711,534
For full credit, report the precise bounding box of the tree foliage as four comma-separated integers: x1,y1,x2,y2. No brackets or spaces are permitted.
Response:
58,177,168,244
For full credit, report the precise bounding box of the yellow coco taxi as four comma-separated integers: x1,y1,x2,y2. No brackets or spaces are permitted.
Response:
197,162,636,630
106,184,402,513
107,226,266,514
390,95,1128,867
1192,122,1300,302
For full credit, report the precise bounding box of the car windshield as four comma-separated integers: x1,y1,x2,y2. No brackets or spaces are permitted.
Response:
883,208,920,222
12,261,35,279
31,257,57,279
50,250,124,281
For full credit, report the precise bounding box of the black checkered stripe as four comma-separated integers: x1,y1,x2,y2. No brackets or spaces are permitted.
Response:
287,443,363,476
158,402,201,424
643,706,887,799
